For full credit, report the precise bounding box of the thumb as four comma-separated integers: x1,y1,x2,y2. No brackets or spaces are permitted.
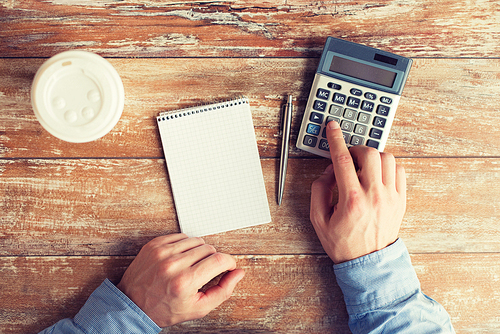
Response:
310,164,336,226
196,269,245,310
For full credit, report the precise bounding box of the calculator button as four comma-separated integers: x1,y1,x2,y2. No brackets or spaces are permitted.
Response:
376,105,390,116
347,97,360,109
303,135,318,147
354,124,367,136
313,100,327,112
326,116,340,127
350,88,363,96
333,93,346,105
380,96,393,104
342,132,351,144
327,82,342,90
366,140,380,149
373,117,386,128
369,128,383,139
340,120,354,132
361,101,375,112
323,118,340,138
329,105,343,116
357,112,371,124
343,108,357,120
350,135,364,146
319,139,330,151
306,123,321,136
364,92,377,100
316,88,330,100
309,112,324,124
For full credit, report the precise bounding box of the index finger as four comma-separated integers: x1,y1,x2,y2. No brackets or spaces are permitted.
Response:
325,121,360,193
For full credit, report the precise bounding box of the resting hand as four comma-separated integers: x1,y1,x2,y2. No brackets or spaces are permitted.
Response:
117,233,245,327
310,121,406,263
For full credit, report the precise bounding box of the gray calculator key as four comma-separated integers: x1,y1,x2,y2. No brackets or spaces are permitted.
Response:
350,135,364,146
343,108,357,120
357,112,371,124
340,120,354,132
342,132,351,144
303,135,318,147
329,104,343,116
354,124,367,136
326,116,340,125
319,139,329,151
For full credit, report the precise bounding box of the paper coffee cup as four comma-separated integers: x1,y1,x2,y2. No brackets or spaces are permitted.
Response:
31,50,124,143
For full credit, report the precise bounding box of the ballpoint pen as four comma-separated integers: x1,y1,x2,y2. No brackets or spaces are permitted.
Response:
278,95,293,206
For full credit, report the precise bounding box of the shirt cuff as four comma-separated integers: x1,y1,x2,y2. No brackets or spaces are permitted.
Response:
333,238,421,316
73,279,162,334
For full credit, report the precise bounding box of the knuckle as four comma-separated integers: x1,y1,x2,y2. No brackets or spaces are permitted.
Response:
204,244,217,254
159,256,180,276
211,252,231,267
169,275,189,297
149,247,167,262
333,151,353,166
365,146,382,160
344,189,364,212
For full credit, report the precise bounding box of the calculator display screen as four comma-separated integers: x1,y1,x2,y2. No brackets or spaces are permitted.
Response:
329,56,397,88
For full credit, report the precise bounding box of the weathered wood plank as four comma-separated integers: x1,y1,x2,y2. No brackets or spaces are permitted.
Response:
1,58,500,158
0,254,498,333
2,0,500,58
1,158,499,255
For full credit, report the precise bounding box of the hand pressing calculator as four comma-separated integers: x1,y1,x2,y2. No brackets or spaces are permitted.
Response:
297,37,412,157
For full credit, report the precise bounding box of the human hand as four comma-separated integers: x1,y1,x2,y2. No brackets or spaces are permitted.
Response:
116,233,245,327
310,121,406,264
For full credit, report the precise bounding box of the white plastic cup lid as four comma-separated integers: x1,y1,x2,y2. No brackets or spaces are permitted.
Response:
31,50,124,143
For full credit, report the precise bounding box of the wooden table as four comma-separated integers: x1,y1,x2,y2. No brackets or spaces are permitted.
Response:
1,1,500,333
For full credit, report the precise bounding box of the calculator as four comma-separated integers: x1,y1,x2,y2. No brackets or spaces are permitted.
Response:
297,37,413,157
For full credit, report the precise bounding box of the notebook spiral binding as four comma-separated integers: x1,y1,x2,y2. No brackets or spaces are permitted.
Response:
157,96,248,122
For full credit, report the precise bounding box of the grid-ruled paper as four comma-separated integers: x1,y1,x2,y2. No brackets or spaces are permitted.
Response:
157,98,271,237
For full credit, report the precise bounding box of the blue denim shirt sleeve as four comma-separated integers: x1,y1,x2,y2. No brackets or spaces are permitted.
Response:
334,239,455,333
39,279,162,334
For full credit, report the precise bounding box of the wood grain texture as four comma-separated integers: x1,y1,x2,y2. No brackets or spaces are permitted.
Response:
1,254,498,334
1,58,500,159
2,0,499,332
1,157,499,256
2,0,500,58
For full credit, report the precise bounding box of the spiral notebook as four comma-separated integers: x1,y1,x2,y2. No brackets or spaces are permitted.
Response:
156,97,271,237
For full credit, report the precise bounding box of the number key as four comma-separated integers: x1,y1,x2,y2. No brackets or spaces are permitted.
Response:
343,108,357,120
319,139,329,151
303,135,318,147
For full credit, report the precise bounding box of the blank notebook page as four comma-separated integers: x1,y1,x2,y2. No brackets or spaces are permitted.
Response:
157,98,271,237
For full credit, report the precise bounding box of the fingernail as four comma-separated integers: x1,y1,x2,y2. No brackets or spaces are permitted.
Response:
327,120,339,129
